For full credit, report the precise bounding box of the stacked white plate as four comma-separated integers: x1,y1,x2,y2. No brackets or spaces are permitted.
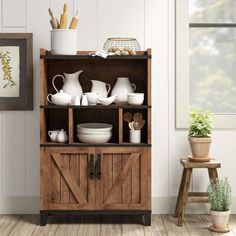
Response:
76,123,112,143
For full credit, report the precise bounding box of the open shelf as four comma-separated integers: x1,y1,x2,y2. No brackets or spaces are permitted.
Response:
40,105,151,109
40,142,151,147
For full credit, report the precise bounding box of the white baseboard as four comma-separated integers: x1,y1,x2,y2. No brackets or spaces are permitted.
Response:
1,196,236,214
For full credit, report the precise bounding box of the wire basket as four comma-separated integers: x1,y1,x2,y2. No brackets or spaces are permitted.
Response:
103,37,140,51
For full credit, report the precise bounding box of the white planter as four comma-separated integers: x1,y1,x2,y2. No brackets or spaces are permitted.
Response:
51,29,77,55
210,210,230,229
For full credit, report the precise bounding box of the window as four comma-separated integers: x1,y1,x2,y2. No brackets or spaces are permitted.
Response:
176,0,236,128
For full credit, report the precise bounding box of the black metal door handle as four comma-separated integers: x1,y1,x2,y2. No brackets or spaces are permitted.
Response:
96,154,101,180
88,154,95,179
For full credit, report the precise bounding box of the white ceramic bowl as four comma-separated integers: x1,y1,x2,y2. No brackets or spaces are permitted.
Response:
97,95,117,106
77,123,113,132
77,129,112,135
127,93,144,105
128,93,144,97
77,133,112,143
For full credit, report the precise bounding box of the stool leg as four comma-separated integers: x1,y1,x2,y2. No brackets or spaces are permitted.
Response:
174,168,192,222
208,168,218,181
177,169,192,226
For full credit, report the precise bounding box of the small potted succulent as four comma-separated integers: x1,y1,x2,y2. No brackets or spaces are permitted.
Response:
208,178,231,232
188,108,214,161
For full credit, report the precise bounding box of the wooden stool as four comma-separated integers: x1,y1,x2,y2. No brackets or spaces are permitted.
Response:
174,158,221,227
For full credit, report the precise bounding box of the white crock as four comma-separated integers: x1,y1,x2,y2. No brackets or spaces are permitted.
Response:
111,77,136,104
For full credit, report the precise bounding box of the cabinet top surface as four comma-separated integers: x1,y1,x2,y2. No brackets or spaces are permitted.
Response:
40,49,151,60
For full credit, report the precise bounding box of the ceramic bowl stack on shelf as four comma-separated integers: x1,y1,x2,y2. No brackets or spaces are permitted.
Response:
76,123,113,143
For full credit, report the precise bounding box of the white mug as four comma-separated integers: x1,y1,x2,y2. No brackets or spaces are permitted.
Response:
86,92,98,105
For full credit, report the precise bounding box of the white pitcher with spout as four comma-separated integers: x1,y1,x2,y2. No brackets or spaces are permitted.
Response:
52,70,83,101
91,80,111,98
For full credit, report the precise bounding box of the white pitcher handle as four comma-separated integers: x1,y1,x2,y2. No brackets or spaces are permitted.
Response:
131,83,136,91
47,94,53,104
48,131,52,136
106,83,111,94
52,74,65,93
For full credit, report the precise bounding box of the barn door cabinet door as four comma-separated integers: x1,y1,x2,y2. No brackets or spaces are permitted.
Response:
95,147,151,210
40,147,96,210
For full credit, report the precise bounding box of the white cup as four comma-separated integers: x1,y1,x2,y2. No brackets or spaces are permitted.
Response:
86,92,98,105
129,130,141,143
51,29,77,55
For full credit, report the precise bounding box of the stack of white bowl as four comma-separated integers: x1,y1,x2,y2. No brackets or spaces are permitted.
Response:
77,123,112,143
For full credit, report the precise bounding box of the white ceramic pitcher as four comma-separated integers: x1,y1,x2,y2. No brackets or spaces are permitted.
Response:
111,77,136,104
52,70,83,101
91,80,111,98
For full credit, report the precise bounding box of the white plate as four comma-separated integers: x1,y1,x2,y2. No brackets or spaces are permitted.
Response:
77,123,113,132
77,133,112,143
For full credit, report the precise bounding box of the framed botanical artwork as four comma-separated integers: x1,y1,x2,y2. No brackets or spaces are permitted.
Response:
0,33,33,110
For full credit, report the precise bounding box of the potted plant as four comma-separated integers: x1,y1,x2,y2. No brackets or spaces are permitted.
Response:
188,108,214,161
208,178,231,233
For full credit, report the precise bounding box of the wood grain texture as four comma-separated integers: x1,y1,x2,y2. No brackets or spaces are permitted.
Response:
181,159,221,169
97,147,150,210
1,215,236,235
68,108,74,144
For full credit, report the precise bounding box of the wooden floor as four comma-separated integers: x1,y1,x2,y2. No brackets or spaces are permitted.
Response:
0,214,236,235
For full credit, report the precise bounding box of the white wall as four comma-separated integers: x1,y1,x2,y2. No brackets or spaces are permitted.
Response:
0,0,235,213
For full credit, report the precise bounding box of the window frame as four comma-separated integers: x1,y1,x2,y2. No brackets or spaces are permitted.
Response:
176,0,236,129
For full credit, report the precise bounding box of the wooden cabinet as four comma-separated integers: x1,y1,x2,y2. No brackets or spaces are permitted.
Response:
40,49,152,226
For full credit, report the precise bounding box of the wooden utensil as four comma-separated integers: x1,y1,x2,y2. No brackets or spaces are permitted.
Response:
124,112,132,123
133,121,140,130
138,120,146,129
69,9,79,29
59,3,68,29
128,122,134,130
133,112,143,123
48,8,59,29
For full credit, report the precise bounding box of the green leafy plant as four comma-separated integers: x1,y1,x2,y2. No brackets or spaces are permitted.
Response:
0,51,16,88
189,108,214,137
208,178,231,212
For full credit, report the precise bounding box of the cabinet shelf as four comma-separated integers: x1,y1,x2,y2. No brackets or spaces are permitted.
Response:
40,51,151,61
40,105,151,109
40,142,151,147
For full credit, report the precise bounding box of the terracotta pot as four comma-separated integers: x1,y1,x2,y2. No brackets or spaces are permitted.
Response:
188,137,211,159
210,210,230,229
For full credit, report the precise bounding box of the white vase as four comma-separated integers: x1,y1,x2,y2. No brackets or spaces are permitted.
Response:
111,77,136,104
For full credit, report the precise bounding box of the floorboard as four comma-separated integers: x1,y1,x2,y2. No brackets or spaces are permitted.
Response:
0,214,235,235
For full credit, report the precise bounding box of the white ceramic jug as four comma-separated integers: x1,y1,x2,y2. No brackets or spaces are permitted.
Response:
111,77,136,104
52,70,83,101
91,80,111,98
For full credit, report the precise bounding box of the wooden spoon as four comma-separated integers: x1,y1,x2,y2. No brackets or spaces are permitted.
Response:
128,122,134,130
124,112,132,123
138,120,146,130
133,112,143,123
133,121,139,130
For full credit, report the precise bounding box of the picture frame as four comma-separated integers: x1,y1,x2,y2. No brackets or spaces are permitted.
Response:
0,33,33,110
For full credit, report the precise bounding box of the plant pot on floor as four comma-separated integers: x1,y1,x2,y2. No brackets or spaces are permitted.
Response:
188,137,212,161
209,210,230,233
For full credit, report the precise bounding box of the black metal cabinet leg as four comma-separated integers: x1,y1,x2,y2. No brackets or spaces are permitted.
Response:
141,214,151,226
40,211,48,226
